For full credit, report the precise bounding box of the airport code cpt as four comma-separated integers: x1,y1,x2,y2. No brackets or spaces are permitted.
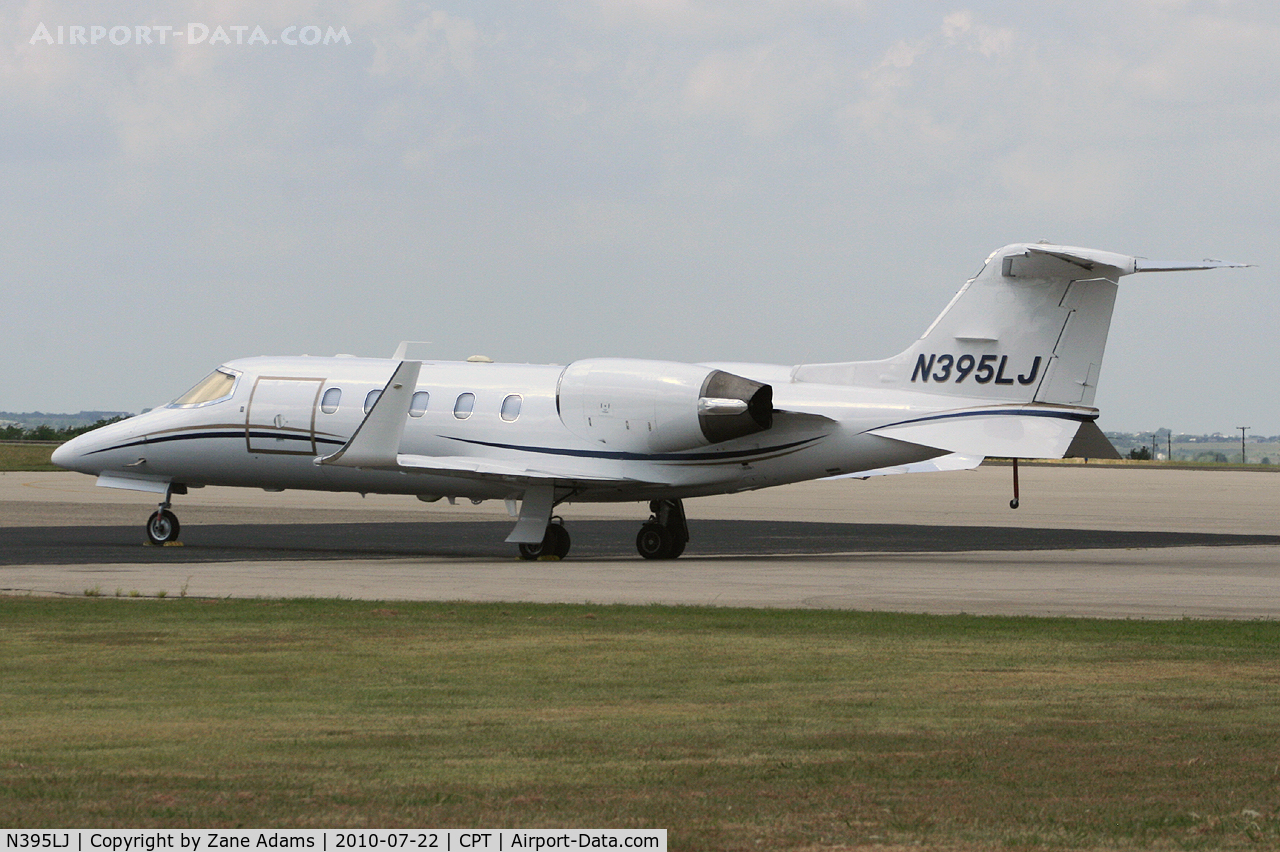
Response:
4,833,665,852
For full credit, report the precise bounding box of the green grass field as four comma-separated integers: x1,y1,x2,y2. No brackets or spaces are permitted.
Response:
0,442,57,471
2,597,1279,849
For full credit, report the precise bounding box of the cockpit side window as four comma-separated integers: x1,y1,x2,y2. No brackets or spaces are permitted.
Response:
171,368,239,408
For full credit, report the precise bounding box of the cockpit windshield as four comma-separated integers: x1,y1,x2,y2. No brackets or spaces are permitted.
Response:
171,367,239,407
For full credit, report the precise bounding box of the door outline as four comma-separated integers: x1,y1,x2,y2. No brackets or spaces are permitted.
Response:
245,376,326,455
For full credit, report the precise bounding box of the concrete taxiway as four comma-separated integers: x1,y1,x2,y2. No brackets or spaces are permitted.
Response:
3,465,1279,618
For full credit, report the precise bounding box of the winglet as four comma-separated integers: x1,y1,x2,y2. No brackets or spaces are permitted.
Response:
393,341,433,360
318,361,421,469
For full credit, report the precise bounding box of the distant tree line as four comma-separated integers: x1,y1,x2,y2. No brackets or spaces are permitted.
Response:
0,416,128,442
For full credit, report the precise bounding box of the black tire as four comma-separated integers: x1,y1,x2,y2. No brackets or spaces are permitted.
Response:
636,523,673,560
518,524,571,561
548,524,571,559
146,509,180,545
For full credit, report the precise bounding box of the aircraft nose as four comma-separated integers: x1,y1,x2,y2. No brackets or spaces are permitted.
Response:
51,434,93,473
50,437,79,470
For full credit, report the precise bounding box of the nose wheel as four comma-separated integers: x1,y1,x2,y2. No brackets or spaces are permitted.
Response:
146,509,181,545
636,499,688,560
145,485,183,545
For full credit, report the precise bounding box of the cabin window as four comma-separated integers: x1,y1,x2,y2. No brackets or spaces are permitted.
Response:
171,367,239,408
320,388,342,414
409,391,430,417
453,392,475,420
500,394,522,422
363,389,381,414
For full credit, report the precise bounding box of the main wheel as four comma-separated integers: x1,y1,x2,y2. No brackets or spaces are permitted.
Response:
518,523,571,560
548,524,571,559
146,509,180,545
636,523,674,560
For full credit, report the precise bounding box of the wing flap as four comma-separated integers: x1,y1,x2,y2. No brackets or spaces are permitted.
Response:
395,453,643,486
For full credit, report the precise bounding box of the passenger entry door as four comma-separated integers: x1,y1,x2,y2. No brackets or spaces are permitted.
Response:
246,376,325,454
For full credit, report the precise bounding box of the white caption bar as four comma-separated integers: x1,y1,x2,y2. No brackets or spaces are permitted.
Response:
2,831,666,852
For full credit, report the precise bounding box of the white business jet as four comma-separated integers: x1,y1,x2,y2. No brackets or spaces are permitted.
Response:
53,243,1245,559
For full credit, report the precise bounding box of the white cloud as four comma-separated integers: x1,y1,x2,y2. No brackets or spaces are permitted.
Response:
368,8,481,80
588,0,870,35
680,42,836,138
942,10,1014,56
995,147,1133,220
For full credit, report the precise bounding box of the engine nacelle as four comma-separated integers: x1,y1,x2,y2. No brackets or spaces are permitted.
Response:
557,358,773,454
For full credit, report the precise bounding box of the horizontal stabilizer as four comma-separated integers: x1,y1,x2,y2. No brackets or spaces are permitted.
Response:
1010,245,1137,276
1134,258,1252,273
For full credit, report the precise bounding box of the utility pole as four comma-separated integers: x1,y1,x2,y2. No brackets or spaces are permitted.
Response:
1238,426,1249,465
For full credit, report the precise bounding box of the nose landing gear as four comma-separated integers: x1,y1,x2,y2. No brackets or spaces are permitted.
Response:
145,485,184,545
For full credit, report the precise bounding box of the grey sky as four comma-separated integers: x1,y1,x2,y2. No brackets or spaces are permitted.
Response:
4,0,1277,434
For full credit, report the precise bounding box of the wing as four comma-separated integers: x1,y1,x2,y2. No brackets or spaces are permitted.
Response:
315,360,659,489
390,453,645,487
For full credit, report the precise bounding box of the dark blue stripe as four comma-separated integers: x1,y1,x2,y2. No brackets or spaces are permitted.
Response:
86,430,346,456
869,407,1095,433
441,435,822,462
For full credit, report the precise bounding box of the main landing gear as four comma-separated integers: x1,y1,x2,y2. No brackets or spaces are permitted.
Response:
145,485,185,545
636,499,688,560
518,518,572,561
514,499,690,561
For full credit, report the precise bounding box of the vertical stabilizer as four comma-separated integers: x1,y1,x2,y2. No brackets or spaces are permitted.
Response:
793,243,1142,405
